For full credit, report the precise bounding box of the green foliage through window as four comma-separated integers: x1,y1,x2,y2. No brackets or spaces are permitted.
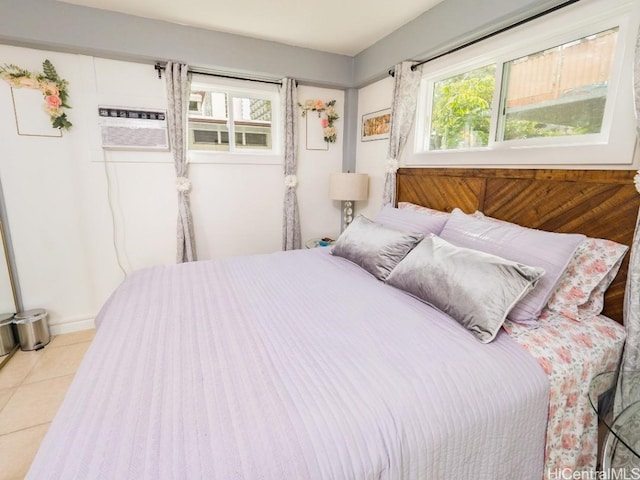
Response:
429,65,495,150
424,27,618,152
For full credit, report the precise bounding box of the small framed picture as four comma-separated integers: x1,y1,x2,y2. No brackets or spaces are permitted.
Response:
361,108,391,142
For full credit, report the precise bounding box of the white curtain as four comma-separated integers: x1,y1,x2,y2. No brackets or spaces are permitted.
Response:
624,213,640,373
281,78,301,250
165,62,197,263
382,62,422,205
622,25,640,372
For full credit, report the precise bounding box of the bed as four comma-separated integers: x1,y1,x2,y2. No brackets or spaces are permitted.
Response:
27,168,639,479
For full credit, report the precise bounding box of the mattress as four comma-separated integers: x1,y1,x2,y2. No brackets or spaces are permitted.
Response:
28,248,550,479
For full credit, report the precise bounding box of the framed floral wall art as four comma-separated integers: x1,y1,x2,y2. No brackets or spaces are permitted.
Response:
298,99,338,150
362,108,391,142
0,60,72,137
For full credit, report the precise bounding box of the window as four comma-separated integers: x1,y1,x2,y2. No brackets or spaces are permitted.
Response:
429,64,496,150
499,28,617,142
413,0,637,166
188,78,281,163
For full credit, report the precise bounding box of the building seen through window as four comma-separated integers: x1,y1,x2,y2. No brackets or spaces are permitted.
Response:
188,89,273,152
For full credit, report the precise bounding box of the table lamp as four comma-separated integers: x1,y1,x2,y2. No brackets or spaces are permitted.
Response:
329,172,369,231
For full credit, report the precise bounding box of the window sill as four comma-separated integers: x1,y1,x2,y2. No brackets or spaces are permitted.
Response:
408,140,636,167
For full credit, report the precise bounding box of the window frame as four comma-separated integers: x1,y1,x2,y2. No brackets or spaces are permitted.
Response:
188,75,282,165
411,0,638,167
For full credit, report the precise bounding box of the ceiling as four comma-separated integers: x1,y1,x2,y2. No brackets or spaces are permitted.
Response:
58,0,445,56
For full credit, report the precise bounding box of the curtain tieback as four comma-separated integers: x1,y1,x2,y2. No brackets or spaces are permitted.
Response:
176,176,192,193
385,158,399,174
284,175,298,188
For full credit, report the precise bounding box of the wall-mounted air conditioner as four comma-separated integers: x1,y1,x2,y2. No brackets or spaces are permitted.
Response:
98,106,170,150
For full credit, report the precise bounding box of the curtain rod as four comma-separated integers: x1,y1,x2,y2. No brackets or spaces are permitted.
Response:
388,0,581,76
154,62,283,86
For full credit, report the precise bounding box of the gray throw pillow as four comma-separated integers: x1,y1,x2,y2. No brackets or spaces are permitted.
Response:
386,234,545,343
440,209,584,323
331,215,424,281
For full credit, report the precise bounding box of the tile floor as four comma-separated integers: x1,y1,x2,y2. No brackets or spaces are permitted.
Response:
0,329,95,480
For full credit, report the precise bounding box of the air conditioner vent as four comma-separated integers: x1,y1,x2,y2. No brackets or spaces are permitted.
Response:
98,107,169,151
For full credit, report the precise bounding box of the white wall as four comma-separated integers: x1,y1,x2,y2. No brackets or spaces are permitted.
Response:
297,87,345,241
0,45,343,332
0,249,14,314
355,77,395,220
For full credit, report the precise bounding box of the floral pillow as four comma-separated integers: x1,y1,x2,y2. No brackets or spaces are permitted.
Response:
545,238,628,321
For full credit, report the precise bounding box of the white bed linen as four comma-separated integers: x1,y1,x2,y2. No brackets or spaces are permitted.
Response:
28,248,549,479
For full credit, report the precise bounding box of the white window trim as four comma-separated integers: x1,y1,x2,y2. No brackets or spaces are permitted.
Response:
188,75,283,166
410,0,639,167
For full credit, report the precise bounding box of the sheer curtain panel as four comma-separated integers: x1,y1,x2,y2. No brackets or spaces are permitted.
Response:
165,62,197,263
622,25,640,371
281,78,301,250
382,62,422,205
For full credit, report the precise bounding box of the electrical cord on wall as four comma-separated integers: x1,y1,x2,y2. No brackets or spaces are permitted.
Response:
92,57,128,280
102,150,128,280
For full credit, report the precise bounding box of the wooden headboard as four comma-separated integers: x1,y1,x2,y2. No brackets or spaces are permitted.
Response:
396,168,640,324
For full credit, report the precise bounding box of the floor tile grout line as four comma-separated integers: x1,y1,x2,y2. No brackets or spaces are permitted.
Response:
0,339,92,395
43,340,94,351
0,374,76,436
18,340,92,386
16,350,47,388
0,387,18,418
0,420,51,438
21,371,77,387
46,339,94,350
0,332,95,480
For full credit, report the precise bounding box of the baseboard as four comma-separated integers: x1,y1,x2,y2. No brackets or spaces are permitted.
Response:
48,317,96,336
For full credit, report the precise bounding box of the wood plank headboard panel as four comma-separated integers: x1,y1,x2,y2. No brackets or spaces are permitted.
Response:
396,168,640,324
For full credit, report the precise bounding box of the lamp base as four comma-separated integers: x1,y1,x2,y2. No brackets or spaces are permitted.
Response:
341,200,354,231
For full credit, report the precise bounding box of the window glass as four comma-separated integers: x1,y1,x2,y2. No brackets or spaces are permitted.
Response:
232,96,272,151
428,64,496,150
187,87,276,155
189,91,230,151
499,28,618,141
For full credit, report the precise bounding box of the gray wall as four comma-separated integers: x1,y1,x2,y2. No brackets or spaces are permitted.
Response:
342,89,359,172
355,0,570,86
0,0,352,87
1,0,570,88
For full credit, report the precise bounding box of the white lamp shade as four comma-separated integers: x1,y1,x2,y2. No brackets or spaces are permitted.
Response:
329,173,369,201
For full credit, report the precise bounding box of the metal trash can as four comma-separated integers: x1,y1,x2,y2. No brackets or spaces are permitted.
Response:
14,308,50,351
0,313,16,356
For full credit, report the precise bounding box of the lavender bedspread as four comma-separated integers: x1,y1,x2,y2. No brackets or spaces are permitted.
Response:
28,248,549,479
